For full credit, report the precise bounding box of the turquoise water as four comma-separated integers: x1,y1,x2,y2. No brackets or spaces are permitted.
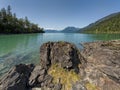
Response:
0,33,120,75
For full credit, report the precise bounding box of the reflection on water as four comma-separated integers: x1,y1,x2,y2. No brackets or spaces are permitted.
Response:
0,33,120,75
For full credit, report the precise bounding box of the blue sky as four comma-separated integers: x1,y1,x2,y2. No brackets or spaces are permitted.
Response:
0,0,120,30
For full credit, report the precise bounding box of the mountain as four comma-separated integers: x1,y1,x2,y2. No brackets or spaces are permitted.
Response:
45,27,79,33
45,30,60,33
78,12,120,33
61,27,79,33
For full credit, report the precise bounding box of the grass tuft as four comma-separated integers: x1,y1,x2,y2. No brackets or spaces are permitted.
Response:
48,64,80,90
86,82,100,90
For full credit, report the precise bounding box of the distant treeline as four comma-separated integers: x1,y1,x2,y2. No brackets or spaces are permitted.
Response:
0,5,44,34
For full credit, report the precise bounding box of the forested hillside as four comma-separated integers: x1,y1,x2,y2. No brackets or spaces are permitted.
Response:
0,6,44,34
79,12,120,33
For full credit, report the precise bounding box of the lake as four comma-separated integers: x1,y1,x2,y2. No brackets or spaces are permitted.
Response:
0,33,120,75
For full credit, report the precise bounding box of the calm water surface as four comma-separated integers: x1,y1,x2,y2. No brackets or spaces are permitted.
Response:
0,33,120,75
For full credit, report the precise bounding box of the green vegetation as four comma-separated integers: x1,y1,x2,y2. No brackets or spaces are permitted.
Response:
48,64,80,90
80,12,120,33
0,5,44,34
85,82,100,90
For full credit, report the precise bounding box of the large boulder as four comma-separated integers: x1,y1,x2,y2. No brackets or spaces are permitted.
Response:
40,41,85,72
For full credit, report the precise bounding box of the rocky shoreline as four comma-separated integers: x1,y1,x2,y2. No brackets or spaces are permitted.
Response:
0,40,120,90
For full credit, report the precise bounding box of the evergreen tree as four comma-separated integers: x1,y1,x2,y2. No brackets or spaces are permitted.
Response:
0,5,44,34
